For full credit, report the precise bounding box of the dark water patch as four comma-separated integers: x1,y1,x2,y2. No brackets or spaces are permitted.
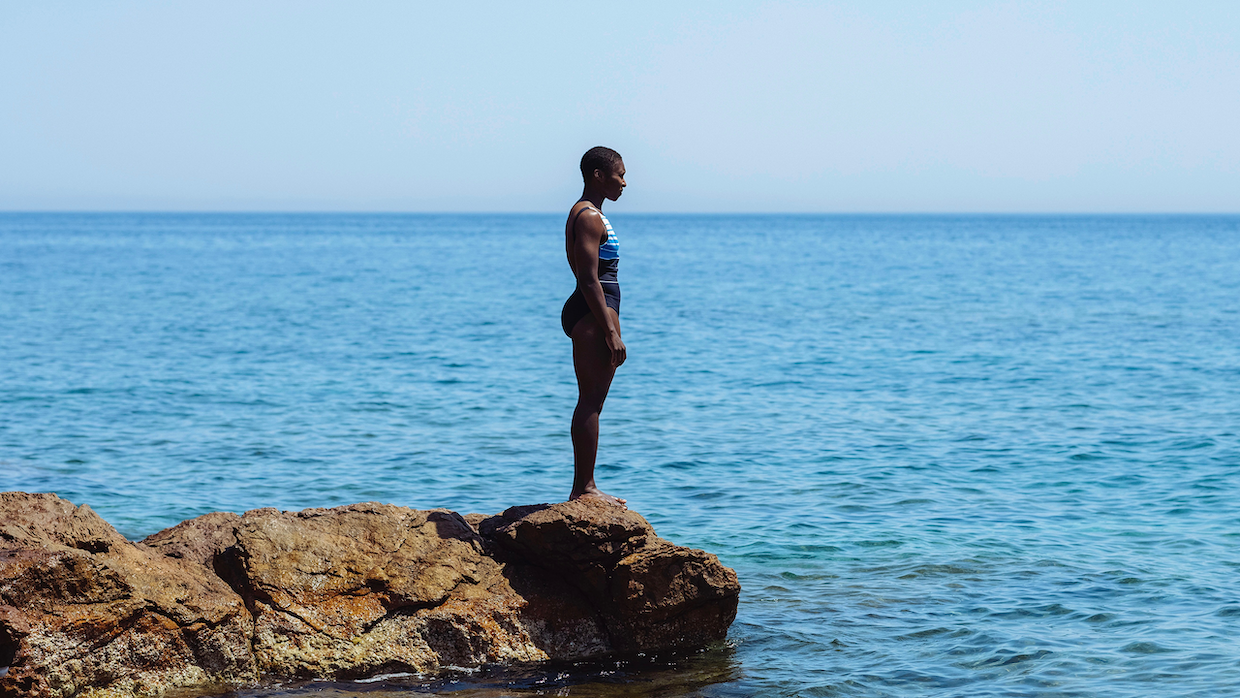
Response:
963,648,1054,669
895,626,958,640
896,564,984,579
1122,642,1176,655
987,604,1076,620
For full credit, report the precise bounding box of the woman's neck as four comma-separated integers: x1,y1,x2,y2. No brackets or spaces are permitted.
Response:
580,190,605,209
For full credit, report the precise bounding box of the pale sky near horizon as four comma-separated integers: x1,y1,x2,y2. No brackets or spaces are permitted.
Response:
2,2,1238,213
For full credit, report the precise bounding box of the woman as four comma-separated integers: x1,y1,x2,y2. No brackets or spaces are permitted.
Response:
561,146,627,507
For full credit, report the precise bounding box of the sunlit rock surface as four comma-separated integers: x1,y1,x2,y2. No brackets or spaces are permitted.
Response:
0,493,257,698
0,493,739,697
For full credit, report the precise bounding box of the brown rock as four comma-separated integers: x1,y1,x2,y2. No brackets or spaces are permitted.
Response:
215,503,554,678
480,500,740,652
2,494,739,696
142,512,241,570
0,492,257,698
608,541,741,648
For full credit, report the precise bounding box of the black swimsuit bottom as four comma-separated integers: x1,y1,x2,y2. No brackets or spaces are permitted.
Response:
561,258,620,337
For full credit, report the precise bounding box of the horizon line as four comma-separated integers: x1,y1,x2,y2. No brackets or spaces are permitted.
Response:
2,210,1239,217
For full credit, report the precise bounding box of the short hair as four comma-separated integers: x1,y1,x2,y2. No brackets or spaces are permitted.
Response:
580,146,622,181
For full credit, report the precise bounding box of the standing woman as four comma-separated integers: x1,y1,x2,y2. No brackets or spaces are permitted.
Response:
561,147,628,507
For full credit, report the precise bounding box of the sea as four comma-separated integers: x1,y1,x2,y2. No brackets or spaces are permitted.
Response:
1,212,1238,697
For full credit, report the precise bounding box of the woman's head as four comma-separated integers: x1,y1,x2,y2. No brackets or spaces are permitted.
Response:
580,146,625,200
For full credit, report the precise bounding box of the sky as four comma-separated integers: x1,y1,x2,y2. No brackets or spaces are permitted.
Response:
2,1,1238,213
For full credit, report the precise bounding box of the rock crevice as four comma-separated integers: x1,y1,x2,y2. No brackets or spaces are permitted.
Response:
0,493,739,698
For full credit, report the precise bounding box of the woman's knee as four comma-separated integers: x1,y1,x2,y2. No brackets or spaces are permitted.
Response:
575,392,608,411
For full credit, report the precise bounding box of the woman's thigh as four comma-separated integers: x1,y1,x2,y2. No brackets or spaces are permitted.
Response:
571,310,619,400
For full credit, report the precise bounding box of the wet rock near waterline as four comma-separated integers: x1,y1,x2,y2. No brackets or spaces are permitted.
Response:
0,493,739,697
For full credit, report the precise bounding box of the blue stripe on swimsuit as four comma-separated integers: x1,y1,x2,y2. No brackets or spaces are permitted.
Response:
598,212,619,261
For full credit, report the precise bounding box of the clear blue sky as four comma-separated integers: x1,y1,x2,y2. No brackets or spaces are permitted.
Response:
3,1,1237,212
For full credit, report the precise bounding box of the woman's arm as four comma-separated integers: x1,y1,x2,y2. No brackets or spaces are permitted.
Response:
572,210,626,367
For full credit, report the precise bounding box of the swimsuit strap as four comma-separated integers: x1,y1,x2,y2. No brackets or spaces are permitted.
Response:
571,204,618,262
570,204,596,243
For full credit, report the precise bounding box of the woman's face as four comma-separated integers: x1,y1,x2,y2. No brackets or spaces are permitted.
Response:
600,160,626,201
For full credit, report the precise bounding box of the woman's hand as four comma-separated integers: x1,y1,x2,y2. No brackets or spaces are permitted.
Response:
606,329,626,367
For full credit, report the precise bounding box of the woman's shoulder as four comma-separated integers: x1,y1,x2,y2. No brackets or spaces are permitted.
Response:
568,202,603,227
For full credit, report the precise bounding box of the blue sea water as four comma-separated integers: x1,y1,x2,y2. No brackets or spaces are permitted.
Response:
2,212,1239,697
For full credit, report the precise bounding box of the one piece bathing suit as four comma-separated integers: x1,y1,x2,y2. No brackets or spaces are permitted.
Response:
561,205,620,337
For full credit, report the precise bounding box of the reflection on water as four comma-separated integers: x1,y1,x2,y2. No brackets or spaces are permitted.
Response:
202,645,742,698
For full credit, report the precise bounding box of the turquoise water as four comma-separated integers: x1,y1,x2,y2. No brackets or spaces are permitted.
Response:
2,213,1239,697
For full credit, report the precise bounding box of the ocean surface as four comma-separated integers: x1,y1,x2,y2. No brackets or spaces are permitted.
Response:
2,212,1239,697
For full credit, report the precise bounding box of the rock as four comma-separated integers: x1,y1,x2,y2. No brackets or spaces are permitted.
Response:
479,500,740,652
0,493,257,698
215,503,548,678
143,512,241,570
1,493,739,697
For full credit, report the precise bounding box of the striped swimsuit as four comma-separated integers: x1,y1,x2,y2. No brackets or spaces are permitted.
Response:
561,205,620,337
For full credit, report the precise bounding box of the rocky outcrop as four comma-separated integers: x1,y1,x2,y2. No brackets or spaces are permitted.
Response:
0,493,257,698
0,493,739,698
477,503,739,651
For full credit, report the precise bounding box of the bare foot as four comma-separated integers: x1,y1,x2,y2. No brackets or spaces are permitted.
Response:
569,489,627,507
